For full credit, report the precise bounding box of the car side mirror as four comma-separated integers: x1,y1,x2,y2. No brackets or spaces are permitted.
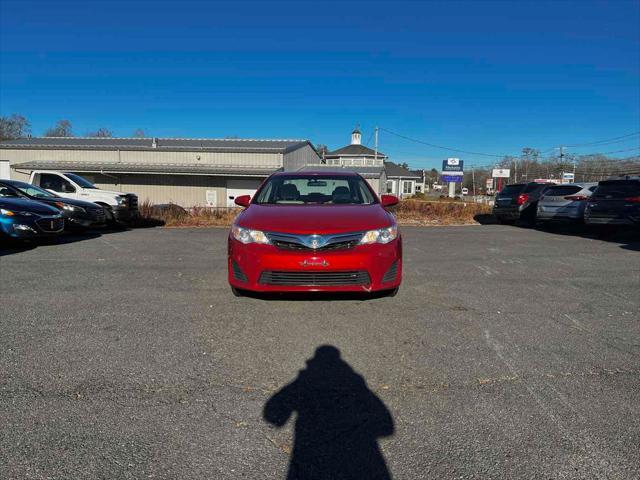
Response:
380,194,399,208
234,195,251,208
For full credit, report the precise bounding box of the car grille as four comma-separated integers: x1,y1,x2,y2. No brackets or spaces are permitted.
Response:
259,270,370,286
126,194,139,211
36,217,64,232
382,261,398,283
266,232,364,252
89,207,106,222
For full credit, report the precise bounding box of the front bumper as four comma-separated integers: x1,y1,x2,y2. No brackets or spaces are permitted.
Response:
228,237,402,292
64,209,107,228
112,205,140,222
0,215,64,238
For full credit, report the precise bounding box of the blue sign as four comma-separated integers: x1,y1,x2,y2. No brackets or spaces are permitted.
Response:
442,158,464,172
442,175,463,183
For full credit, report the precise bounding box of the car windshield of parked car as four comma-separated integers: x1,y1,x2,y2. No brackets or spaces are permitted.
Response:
10,181,58,198
592,180,640,198
253,175,377,205
64,173,97,189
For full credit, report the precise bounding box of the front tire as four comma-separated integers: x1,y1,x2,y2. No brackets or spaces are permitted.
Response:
230,286,244,297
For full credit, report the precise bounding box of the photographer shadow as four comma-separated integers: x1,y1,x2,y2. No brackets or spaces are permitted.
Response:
264,345,394,480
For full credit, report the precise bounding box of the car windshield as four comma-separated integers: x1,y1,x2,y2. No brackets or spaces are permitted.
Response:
8,181,58,198
64,173,97,188
253,175,377,205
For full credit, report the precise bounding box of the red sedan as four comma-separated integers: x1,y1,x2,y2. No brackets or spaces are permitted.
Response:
228,171,402,296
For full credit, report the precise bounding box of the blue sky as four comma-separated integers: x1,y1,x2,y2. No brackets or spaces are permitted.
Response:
1,0,639,168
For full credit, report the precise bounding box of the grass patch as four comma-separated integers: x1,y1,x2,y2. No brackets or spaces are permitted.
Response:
137,199,492,228
394,199,492,225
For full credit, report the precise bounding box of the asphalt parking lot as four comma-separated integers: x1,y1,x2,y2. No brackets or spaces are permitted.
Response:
1,226,639,479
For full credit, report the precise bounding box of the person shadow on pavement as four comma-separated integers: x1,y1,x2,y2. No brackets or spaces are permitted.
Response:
264,345,394,480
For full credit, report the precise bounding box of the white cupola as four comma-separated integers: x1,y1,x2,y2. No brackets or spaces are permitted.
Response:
351,126,361,145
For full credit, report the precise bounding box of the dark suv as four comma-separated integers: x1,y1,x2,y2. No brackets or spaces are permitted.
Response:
585,177,640,226
493,182,555,225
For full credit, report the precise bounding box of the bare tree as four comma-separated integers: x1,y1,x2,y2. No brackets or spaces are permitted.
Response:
44,119,73,137
86,127,113,138
0,114,31,140
133,128,146,138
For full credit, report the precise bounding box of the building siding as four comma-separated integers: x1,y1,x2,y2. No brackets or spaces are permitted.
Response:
1,148,283,170
283,144,320,171
2,141,321,206
84,173,229,207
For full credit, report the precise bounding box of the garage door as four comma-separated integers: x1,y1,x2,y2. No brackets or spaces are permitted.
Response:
226,179,262,207
0,161,9,179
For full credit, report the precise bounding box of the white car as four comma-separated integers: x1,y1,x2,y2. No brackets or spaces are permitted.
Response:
28,171,139,224
461,187,469,195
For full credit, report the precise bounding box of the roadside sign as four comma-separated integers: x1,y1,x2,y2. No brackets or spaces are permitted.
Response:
492,168,510,178
442,158,464,172
485,178,493,189
562,172,575,183
206,190,217,207
442,174,463,183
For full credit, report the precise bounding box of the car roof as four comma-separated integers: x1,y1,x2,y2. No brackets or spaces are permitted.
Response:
271,170,361,177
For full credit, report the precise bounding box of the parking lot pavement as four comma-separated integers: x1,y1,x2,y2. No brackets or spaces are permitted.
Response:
1,226,638,479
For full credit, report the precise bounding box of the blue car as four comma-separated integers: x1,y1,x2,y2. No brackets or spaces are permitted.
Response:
0,185,65,239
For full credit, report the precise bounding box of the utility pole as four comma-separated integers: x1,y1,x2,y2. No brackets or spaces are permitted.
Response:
471,167,476,198
374,127,379,162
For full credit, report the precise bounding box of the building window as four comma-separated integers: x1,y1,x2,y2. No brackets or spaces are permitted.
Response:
386,181,394,194
403,181,413,194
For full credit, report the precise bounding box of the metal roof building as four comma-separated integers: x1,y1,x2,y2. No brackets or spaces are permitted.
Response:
0,137,320,207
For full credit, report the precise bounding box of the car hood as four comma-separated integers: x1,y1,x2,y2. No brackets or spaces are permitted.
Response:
0,197,62,215
237,204,394,234
33,196,100,209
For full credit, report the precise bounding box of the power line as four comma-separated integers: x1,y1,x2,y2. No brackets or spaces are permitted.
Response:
589,146,640,155
564,130,640,147
379,127,507,158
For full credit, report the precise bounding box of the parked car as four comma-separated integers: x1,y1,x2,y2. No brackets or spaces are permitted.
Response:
0,185,65,239
228,171,402,296
461,187,469,196
28,171,139,224
585,177,640,226
0,179,106,229
493,182,556,225
536,182,598,224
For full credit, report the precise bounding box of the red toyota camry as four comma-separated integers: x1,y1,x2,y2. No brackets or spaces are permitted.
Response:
228,171,402,296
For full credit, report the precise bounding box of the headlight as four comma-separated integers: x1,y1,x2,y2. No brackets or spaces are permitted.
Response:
55,202,84,212
0,208,33,217
360,225,398,245
231,225,270,244
116,196,127,206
